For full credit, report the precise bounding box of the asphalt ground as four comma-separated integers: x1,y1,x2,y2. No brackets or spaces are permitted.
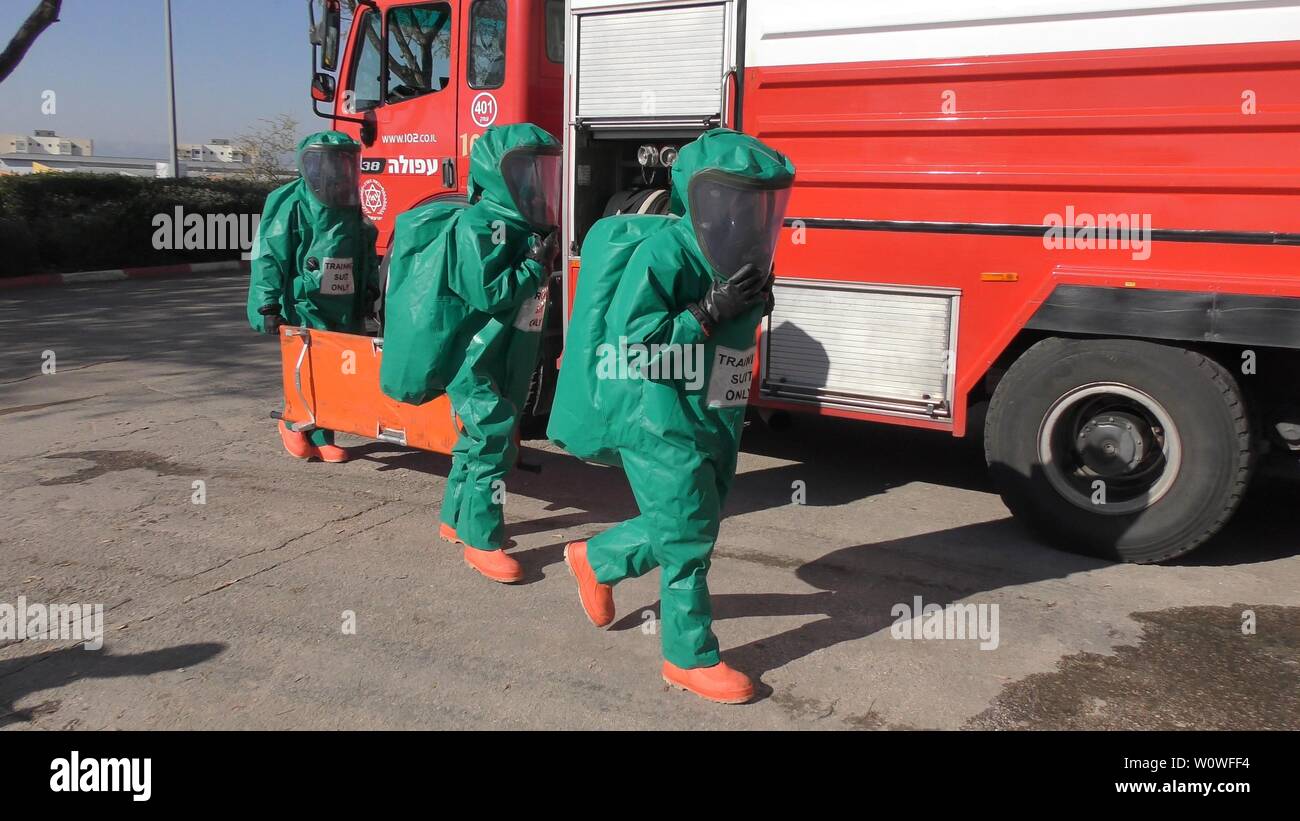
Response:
0,275,1296,729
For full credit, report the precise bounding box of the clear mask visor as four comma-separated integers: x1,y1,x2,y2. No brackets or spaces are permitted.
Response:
689,175,792,276
300,146,361,209
500,148,562,230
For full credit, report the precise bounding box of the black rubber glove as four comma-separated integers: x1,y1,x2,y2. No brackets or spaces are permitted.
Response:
688,263,766,336
526,229,560,267
258,304,282,335
762,271,776,317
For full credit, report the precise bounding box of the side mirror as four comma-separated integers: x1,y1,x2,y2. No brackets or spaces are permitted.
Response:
310,0,342,72
311,72,337,103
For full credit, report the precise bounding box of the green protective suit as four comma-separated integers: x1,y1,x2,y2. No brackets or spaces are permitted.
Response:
379,124,561,550
246,131,379,446
547,129,795,669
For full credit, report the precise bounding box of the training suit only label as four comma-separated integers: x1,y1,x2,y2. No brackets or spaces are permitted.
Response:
707,345,755,408
320,258,355,295
514,284,549,332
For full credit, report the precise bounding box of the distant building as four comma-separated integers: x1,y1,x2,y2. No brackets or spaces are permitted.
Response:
0,133,264,179
0,129,156,176
179,138,253,167
0,130,94,157
0,154,160,176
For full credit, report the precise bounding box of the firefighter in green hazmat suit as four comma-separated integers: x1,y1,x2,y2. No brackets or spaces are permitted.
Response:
379,124,561,583
246,131,379,463
547,129,794,704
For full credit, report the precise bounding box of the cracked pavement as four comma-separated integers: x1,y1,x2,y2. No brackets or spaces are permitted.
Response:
1,275,1297,729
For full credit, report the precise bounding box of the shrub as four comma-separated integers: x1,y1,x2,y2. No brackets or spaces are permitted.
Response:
0,173,282,276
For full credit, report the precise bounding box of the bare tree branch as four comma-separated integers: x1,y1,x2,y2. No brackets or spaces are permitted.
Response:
235,115,300,184
343,0,420,97
0,0,63,85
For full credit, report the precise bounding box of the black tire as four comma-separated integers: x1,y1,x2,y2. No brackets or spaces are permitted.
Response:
985,337,1252,563
763,409,794,432
518,361,550,440
602,188,671,218
517,274,563,440
372,253,390,332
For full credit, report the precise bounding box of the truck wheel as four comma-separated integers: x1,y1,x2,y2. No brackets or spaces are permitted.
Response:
373,254,390,332
518,361,549,440
985,337,1252,563
517,275,563,441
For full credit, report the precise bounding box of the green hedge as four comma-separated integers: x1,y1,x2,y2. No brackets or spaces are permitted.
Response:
0,173,280,276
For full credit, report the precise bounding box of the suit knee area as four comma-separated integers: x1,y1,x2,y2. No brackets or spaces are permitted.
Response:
662,559,712,592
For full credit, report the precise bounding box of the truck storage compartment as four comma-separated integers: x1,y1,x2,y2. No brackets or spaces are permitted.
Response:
761,279,960,419
568,130,691,250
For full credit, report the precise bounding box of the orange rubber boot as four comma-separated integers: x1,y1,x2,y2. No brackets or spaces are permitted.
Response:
563,541,615,628
438,523,462,544
463,546,523,584
662,661,755,705
279,424,314,459
314,443,351,463
439,524,515,549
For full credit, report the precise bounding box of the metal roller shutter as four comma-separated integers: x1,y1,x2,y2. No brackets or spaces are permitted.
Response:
577,4,726,120
762,280,960,418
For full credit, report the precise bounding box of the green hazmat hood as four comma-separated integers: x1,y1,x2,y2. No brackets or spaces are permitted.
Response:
669,128,795,279
297,130,362,210
467,123,562,230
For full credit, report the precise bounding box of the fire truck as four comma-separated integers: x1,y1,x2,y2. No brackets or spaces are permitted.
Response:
560,0,1300,564
302,0,1300,563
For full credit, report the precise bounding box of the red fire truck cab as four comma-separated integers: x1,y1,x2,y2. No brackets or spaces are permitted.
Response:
309,0,564,249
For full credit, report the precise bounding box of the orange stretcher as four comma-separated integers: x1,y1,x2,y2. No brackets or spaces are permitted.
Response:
274,326,461,455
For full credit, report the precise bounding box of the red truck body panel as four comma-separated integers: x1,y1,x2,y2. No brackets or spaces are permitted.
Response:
744,39,1300,433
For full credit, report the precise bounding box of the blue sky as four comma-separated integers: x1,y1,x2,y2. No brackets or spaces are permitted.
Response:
0,0,335,158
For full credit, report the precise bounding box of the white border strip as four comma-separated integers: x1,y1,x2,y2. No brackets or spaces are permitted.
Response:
745,0,1300,68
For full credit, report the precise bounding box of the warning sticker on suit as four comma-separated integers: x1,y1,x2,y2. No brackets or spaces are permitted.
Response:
706,345,755,408
513,284,549,332
320,258,355,295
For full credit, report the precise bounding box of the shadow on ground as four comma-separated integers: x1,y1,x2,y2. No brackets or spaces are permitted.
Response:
343,396,1299,716
0,642,226,728
0,644,224,727
0,276,273,385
